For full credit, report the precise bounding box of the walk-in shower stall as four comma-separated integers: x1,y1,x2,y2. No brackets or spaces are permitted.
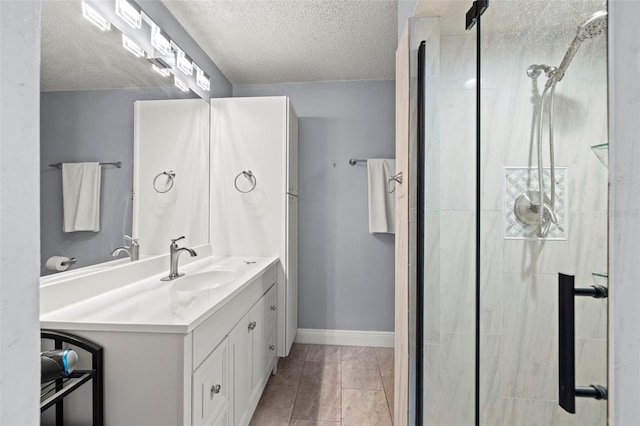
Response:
403,0,609,424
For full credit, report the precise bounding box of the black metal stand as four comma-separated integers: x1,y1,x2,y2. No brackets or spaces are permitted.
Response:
558,274,608,414
40,330,103,426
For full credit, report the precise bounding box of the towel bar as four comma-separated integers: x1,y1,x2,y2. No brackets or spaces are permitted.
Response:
49,162,122,169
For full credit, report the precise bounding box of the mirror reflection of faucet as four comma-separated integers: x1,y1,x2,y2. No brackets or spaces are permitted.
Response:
161,236,198,281
111,235,140,261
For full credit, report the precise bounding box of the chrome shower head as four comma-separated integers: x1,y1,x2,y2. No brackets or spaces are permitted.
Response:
577,10,608,41
550,10,607,83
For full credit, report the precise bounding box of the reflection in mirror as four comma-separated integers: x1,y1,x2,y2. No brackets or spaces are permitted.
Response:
39,0,207,276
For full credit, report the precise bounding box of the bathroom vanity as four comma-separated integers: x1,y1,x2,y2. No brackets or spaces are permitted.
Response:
40,251,279,426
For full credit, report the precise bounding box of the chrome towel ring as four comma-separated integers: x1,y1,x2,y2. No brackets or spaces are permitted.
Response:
234,170,257,193
153,171,176,193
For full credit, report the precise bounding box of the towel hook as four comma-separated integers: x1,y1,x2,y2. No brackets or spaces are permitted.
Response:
388,172,403,194
234,170,257,193
153,171,176,193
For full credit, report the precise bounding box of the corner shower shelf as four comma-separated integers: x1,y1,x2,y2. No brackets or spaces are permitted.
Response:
591,143,608,168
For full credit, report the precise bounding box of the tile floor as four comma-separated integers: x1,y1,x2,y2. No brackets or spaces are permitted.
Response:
250,344,395,426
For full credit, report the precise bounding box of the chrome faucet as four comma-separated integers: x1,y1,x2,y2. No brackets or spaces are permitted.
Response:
161,236,197,281
111,235,140,261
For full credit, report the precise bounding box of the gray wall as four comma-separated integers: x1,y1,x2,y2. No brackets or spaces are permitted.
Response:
234,80,396,332
40,88,197,275
0,1,42,424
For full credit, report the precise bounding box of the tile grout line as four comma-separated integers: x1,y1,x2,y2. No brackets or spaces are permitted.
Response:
288,344,309,425
376,348,394,424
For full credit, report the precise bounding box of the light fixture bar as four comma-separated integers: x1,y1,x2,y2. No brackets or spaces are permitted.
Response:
115,0,142,29
122,34,144,57
174,77,189,92
82,1,111,31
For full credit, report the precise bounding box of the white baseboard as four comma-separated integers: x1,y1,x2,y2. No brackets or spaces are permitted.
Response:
294,328,394,348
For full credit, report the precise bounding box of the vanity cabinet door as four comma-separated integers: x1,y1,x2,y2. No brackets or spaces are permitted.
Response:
248,295,266,408
229,312,251,426
265,285,278,371
192,337,229,426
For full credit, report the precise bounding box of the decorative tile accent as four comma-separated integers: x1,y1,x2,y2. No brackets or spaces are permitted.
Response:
504,167,567,240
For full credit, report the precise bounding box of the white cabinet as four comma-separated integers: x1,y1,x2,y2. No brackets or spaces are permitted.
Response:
210,97,298,357
192,338,229,426
228,284,279,426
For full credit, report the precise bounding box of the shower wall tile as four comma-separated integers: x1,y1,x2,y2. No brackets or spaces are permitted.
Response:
501,273,558,400
423,343,440,425
502,238,571,274
438,90,476,211
575,338,607,388
480,211,503,335
568,212,608,281
440,211,475,334
502,397,606,426
565,86,608,213
440,35,476,90
562,38,608,91
424,210,440,344
480,335,502,426
502,398,555,426
480,89,504,211
575,295,608,340
432,333,475,426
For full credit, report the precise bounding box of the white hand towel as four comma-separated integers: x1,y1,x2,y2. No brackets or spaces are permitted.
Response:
367,159,396,234
62,162,101,232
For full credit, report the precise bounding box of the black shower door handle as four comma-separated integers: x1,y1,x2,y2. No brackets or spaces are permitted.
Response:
558,273,608,414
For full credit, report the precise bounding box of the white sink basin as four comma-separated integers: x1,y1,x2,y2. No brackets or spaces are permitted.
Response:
170,270,236,292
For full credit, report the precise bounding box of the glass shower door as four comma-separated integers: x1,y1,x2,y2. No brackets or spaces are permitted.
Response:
478,1,609,424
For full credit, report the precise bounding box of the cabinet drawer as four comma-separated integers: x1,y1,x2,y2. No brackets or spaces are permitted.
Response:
193,338,229,426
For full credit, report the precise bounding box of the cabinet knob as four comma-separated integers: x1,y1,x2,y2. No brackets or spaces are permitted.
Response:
270,305,277,311
210,384,221,395
269,345,275,351
248,321,257,330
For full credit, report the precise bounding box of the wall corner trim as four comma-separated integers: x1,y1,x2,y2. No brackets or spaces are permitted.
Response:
294,328,394,348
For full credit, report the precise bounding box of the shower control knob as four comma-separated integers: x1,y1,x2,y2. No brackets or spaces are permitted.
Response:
269,345,275,351
270,305,276,311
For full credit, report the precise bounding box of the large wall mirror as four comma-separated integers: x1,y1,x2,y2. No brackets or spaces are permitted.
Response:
40,0,210,276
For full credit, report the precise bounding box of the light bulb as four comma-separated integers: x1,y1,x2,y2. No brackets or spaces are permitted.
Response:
115,0,141,29
150,22,171,57
174,77,189,92
195,66,210,92
122,34,144,58
175,49,193,76
82,1,111,31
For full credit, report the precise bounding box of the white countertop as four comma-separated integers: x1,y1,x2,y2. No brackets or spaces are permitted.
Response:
40,256,279,334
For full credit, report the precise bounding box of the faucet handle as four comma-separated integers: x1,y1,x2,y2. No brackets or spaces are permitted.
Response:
171,236,186,245
124,235,139,245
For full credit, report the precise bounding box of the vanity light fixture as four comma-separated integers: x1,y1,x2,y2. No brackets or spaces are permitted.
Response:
152,64,171,77
115,0,142,29
195,66,210,92
82,1,111,31
175,48,193,76
149,20,172,57
174,77,189,92
122,34,144,58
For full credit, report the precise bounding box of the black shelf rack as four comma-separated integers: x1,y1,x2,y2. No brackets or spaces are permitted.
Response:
40,330,103,426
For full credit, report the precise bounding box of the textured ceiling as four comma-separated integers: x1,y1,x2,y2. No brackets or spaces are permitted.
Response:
162,0,398,84
41,0,174,92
